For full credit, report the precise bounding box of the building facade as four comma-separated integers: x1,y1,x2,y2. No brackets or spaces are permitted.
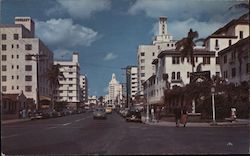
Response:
80,74,88,105
54,53,81,110
108,73,122,106
0,17,54,109
137,17,176,95
126,66,138,100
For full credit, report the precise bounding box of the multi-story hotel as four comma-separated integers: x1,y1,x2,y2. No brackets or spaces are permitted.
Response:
79,74,88,105
54,53,81,110
108,73,122,106
125,66,138,100
137,17,176,95
0,17,54,109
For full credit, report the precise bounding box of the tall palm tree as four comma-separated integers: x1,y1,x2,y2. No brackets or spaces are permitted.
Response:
47,64,65,110
175,28,199,72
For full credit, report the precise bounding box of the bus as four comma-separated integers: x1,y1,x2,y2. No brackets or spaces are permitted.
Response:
105,104,113,114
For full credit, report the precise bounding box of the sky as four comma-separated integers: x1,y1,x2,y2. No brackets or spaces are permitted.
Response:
1,0,248,97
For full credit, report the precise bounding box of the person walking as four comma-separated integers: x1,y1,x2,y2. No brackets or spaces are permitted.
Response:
174,105,181,127
181,105,188,127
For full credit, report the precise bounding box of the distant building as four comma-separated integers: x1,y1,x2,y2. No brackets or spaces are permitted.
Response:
108,73,122,106
80,74,88,105
88,95,97,105
0,17,54,109
54,53,81,110
125,66,138,101
137,17,176,95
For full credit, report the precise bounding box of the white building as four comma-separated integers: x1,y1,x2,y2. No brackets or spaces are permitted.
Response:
204,13,249,76
88,95,97,105
126,66,138,100
137,17,176,95
54,53,81,110
80,74,88,104
108,73,122,106
219,36,249,84
0,17,54,109
144,48,216,105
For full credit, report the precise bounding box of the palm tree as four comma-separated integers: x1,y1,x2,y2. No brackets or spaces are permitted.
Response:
175,28,199,73
47,64,65,110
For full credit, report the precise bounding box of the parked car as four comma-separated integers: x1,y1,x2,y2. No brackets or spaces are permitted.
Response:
93,107,107,119
122,108,130,117
126,109,142,122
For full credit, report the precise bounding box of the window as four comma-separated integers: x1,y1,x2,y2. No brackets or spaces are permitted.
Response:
2,44,7,51
216,57,220,64
2,55,7,61
2,86,7,92
232,68,236,77
195,57,198,62
17,75,19,79
69,84,73,87
17,86,19,89
229,40,232,46
12,65,14,69
25,44,32,50
2,34,6,40
203,57,210,64
13,34,19,40
224,71,228,79
17,55,19,59
12,86,14,90
187,57,190,63
167,44,170,47
141,66,145,70
59,90,63,93
172,57,180,64
171,72,175,80
2,65,7,71
69,90,73,93
69,72,73,74
187,72,190,78
25,75,32,81
141,59,145,63
177,72,181,80
69,78,73,81
140,52,145,56
12,76,14,79
12,44,14,48
171,44,174,47
158,45,160,50
25,86,32,92
17,65,19,69
141,73,145,77
69,97,73,100
2,76,7,82
25,55,32,60
152,52,155,56
239,31,243,39
215,39,219,48
12,55,14,59
25,65,32,71
223,55,227,64
17,44,19,48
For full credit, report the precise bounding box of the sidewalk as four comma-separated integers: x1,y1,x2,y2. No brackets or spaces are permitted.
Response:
2,118,31,125
141,116,249,127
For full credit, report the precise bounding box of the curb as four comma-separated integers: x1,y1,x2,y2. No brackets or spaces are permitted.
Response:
2,119,31,125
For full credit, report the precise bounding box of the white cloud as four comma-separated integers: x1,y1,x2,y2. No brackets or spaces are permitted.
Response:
53,48,72,60
35,18,98,48
103,52,118,61
128,0,247,22
47,0,111,19
150,18,224,41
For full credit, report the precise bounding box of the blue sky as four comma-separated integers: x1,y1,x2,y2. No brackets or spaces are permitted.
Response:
1,0,248,97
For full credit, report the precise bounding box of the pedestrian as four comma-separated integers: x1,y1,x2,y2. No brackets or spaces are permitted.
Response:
174,105,181,127
181,105,188,127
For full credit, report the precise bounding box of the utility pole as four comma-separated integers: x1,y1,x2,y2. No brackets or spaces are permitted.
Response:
26,54,47,111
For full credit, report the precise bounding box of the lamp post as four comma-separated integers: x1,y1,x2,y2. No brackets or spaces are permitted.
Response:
146,81,150,123
211,85,216,124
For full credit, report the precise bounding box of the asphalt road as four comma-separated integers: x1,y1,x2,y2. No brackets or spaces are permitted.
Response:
1,112,249,155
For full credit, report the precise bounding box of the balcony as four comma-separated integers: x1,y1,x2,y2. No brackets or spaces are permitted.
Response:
171,79,182,83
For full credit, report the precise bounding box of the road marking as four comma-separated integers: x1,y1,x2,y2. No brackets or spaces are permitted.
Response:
62,122,71,126
75,119,81,122
2,134,20,139
46,126,57,130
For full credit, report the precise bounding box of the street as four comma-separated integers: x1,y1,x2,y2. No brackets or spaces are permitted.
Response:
2,112,249,155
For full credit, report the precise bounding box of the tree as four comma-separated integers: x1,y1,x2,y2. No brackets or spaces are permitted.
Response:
175,28,199,72
98,96,104,105
47,64,65,110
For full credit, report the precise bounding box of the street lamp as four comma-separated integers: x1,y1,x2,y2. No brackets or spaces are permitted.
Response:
211,85,216,124
146,81,150,123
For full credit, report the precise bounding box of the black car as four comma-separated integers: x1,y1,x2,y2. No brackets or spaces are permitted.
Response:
126,109,142,122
